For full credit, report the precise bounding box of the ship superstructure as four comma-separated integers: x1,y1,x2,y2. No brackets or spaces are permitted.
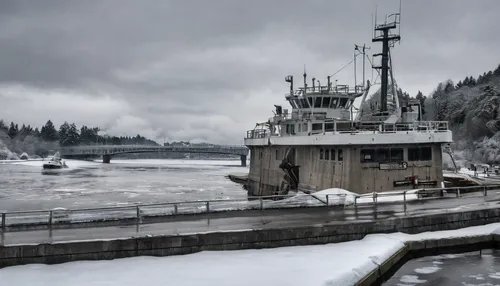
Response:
244,12,452,197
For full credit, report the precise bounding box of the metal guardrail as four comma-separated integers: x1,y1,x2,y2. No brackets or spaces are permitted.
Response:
1,184,499,231
245,121,450,139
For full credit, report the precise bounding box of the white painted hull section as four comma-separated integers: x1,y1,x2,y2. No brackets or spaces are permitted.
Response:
245,131,452,146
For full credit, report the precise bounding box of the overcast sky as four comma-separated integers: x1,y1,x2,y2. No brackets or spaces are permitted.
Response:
0,0,499,144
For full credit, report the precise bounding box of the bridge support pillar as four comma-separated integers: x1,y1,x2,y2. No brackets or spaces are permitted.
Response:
103,154,111,164
240,155,247,167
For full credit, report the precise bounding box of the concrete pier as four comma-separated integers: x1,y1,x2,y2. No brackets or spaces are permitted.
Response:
2,206,500,268
102,154,111,163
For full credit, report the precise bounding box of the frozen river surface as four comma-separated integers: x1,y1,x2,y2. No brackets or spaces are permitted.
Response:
0,159,248,211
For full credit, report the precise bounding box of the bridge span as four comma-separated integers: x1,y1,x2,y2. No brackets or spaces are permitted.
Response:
60,144,249,166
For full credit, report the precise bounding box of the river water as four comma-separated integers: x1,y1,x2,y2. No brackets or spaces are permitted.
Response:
0,159,248,211
384,249,500,286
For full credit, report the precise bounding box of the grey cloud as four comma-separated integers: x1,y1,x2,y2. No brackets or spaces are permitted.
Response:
0,0,499,144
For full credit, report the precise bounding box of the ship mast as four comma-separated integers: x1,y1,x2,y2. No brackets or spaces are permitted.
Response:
372,12,401,113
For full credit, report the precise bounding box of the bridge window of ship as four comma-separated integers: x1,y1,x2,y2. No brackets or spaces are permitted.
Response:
338,149,343,161
325,123,335,132
322,97,331,108
339,98,348,108
390,148,404,162
421,147,432,160
408,148,419,161
376,148,390,163
320,148,324,160
307,97,314,107
314,97,322,108
325,149,330,160
408,146,432,161
331,99,338,108
361,149,375,162
331,149,336,161
312,123,323,132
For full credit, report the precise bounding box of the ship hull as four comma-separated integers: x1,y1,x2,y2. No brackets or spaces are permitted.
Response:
246,143,444,197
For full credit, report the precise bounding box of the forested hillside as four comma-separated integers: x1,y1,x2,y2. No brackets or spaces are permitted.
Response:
424,64,500,166
0,119,158,159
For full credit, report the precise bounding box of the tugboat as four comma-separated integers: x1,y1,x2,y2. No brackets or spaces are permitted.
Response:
243,11,453,197
42,152,68,169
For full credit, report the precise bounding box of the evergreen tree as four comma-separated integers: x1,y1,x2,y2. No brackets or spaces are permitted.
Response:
456,80,463,89
7,122,17,139
468,76,477,87
436,100,448,121
0,120,7,133
65,123,80,146
58,122,70,146
494,63,500,76
40,120,58,141
415,90,426,115
486,71,493,79
432,82,445,99
477,74,485,84
463,76,470,86
444,80,455,93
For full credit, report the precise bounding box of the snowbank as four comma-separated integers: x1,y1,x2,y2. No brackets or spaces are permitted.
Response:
2,223,500,286
458,167,489,178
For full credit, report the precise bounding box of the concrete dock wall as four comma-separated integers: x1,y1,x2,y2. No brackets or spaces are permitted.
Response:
1,207,500,269
357,234,500,286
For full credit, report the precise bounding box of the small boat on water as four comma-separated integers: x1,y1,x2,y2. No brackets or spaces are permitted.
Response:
42,152,68,170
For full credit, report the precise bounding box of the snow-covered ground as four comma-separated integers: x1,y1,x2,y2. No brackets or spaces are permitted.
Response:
2,223,500,286
458,167,489,178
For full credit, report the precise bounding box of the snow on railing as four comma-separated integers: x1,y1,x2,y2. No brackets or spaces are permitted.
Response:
0,184,498,231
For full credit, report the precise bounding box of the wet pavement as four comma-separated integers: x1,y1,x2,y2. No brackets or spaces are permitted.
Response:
2,193,500,246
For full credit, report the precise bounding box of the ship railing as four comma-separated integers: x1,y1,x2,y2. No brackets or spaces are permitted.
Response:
245,121,449,139
286,84,364,97
1,184,499,232
246,129,268,139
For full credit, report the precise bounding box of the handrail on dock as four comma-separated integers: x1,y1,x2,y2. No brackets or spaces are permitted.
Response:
0,184,498,231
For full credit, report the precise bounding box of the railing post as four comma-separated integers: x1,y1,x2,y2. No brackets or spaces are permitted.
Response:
174,204,178,215
206,201,210,213
136,206,141,222
1,213,5,231
373,192,377,205
326,194,329,206
49,210,53,226
259,198,263,211
403,191,407,213
484,186,487,196
457,188,460,198
354,196,358,209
